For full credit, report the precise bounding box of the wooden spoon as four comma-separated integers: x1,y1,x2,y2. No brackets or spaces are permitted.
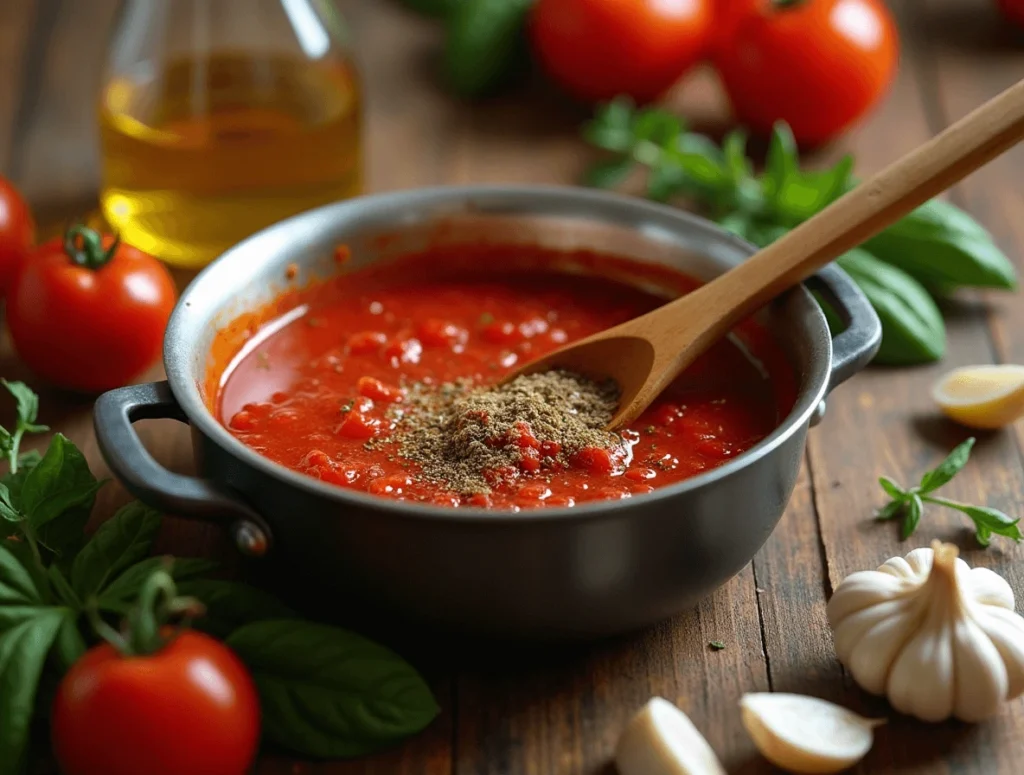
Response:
508,77,1024,430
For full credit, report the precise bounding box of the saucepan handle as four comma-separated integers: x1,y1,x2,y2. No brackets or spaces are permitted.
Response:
805,264,882,395
94,381,273,557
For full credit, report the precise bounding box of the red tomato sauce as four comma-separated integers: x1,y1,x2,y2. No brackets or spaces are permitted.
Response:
213,246,797,511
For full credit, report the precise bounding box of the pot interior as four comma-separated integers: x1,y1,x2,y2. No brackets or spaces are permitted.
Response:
166,186,831,501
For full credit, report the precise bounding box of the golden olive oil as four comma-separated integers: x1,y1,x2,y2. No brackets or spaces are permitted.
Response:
99,54,362,269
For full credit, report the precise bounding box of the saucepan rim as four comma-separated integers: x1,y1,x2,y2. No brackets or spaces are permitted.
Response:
163,184,833,524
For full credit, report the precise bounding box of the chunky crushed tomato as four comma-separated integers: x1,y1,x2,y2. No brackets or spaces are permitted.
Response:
215,246,796,510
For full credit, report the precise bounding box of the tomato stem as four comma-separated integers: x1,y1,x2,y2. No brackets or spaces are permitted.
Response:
91,560,206,658
63,224,120,270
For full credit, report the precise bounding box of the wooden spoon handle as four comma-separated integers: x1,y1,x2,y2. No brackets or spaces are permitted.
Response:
687,77,1024,342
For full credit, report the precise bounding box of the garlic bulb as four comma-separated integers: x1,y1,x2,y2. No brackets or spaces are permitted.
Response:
615,697,726,775
739,693,882,774
827,540,1024,722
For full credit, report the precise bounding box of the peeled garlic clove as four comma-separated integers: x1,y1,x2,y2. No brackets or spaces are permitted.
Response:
739,693,883,774
615,697,726,775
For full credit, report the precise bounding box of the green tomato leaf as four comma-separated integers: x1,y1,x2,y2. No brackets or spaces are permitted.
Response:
918,437,976,494
98,556,220,614
863,199,1017,290
900,494,923,540
0,609,67,775
177,580,298,640
70,503,161,600
227,620,439,758
583,157,635,190
19,434,103,531
837,250,946,365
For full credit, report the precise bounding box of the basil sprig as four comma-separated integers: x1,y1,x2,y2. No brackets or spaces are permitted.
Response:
876,437,1022,546
0,382,438,769
583,98,1018,365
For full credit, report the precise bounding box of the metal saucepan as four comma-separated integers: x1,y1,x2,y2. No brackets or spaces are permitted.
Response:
94,186,880,641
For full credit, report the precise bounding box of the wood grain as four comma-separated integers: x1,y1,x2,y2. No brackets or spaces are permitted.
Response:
2,0,1024,773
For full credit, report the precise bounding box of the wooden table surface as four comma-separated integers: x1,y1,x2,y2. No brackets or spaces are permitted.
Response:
2,0,1024,772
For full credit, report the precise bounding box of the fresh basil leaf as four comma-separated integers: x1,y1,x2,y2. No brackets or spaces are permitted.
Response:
647,163,690,202
0,429,11,461
875,499,905,522
1,380,47,434
70,502,161,600
837,249,945,364
2,450,41,504
722,129,751,183
774,159,853,226
763,122,798,202
976,526,993,547
584,98,636,153
0,609,67,775
52,614,86,671
47,565,80,609
674,151,729,189
0,484,20,523
584,157,634,190
863,199,1017,290
177,580,297,639
36,503,92,564
228,620,439,758
631,108,682,148
0,541,46,607
99,556,219,614
19,434,103,531
900,494,923,540
918,437,976,494
879,476,907,500
941,501,1022,542
716,212,754,243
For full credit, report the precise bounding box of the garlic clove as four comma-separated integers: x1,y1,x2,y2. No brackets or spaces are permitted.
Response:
977,606,1024,699
886,615,956,722
967,567,1016,610
846,602,924,696
739,693,883,774
951,615,1010,722
825,571,908,624
615,697,726,775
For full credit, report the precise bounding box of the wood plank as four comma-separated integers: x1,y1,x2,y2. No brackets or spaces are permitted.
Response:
806,1,1024,771
0,0,38,172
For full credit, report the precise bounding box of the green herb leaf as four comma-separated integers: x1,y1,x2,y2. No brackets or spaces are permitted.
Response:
900,494,923,540
19,434,103,531
584,157,635,190
921,495,1022,545
0,485,20,523
631,108,683,148
97,556,220,615
0,609,67,775
875,499,905,522
646,163,689,202
0,541,47,607
177,580,298,639
863,199,1017,290
918,437,976,494
1,380,47,435
722,129,752,183
584,98,636,153
878,476,907,500
52,615,86,671
763,122,798,203
708,640,726,651
227,620,439,758
47,565,80,609
70,503,161,600
836,249,945,365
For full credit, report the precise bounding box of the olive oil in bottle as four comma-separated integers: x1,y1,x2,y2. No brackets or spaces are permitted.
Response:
99,1,362,269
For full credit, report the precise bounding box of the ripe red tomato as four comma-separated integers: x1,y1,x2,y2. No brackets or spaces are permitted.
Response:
0,175,34,294
7,225,176,393
713,0,899,146
52,631,260,775
529,0,713,104
998,0,1024,26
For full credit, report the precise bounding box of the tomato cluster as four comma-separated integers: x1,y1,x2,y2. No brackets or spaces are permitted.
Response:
0,176,175,393
529,0,900,146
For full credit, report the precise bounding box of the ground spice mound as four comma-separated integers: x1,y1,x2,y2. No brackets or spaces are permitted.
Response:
390,370,622,495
